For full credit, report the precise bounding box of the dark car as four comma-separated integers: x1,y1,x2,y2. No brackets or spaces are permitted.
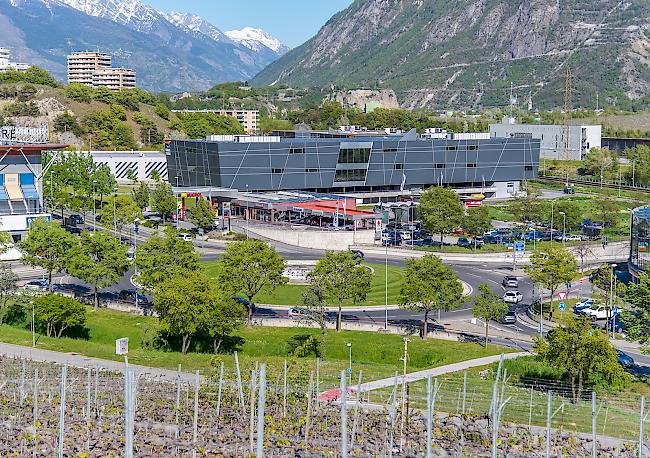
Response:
118,289,150,305
616,350,634,368
502,276,519,288
64,225,82,235
69,214,85,225
350,250,365,260
233,296,256,313
457,237,471,248
563,186,575,195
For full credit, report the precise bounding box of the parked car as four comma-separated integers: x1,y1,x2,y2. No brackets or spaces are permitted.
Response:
503,291,523,304
563,186,576,195
583,305,619,321
288,307,313,319
23,280,49,291
178,233,193,242
499,309,517,324
64,225,82,235
616,350,634,368
118,289,150,305
69,214,85,225
502,276,519,288
383,237,402,246
564,234,582,241
457,237,472,248
573,298,595,313
473,237,485,247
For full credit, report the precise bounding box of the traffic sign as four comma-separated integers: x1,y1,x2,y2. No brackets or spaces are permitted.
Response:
514,242,525,253
558,302,566,312
558,291,568,300
347,367,352,375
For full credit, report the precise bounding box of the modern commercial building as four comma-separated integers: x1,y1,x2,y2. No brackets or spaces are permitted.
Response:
630,206,650,279
0,47,30,71
67,52,136,90
172,109,259,134
602,137,650,155
0,126,67,242
489,118,601,160
91,67,136,91
166,131,540,200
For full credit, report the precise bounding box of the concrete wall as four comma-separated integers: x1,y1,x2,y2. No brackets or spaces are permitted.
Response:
246,224,375,250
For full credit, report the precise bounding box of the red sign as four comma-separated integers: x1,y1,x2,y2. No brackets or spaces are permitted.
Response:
558,291,567,300
465,200,483,208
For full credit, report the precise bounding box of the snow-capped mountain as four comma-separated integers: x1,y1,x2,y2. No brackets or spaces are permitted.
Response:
0,0,277,91
163,11,231,44
59,0,163,33
226,27,290,55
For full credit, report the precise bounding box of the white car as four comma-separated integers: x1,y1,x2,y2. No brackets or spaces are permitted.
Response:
564,234,582,241
503,291,523,304
584,305,619,321
177,233,193,242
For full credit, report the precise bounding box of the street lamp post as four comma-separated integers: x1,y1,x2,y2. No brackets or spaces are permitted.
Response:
175,176,180,229
92,180,97,231
245,184,250,239
113,193,117,234
559,212,566,247
550,201,555,241
30,300,35,347
347,343,352,374
609,263,617,339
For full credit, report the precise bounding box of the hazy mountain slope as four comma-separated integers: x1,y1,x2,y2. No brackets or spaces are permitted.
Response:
252,0,650,110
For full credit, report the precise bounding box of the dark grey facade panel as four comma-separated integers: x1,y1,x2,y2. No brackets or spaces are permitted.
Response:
167,138,540,191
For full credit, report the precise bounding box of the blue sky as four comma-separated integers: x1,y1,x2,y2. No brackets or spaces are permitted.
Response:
148,0,354,48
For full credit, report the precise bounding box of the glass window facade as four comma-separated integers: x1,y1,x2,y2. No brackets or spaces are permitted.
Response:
337,148,371,164
335,169,368,182
631,206,650,274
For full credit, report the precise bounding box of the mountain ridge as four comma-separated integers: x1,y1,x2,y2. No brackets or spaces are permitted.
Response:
253,0,650,110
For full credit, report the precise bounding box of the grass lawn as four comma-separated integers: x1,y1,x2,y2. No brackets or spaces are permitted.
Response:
0,307,510,387
203,261,407,306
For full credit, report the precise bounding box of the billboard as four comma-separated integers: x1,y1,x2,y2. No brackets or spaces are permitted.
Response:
0,126,49,145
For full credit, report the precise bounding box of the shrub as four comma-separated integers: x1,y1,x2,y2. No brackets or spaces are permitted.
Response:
34,294,87,338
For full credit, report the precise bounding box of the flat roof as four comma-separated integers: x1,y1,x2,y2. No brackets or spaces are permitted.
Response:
0,144,68,154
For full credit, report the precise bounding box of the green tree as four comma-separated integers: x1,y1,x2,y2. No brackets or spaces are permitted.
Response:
189,198,215,229
535,316,630,402
19,219,76,292
53,112,83,136
92,164,117,207
463,205,492,249
545,200,581,231
300,285,329,357
203,291,247,354
418,187,464,244
100,195,141,234
67,231,130,307
399,254,463,338
151,181,177,222
0,264,18,326
65,83,94,103
155,104,171,120
112,122,137,150
132,182,150,212
307,251,371,332
171,112,245,138
154,271,211,355
624,145,650,186
216,240,287,323
591,198,618,228
582,147,619,180
126,169,138,184
622,272,650,349
525,243,577,320
135,227,200,292
34,294,87,338
472,284,509,345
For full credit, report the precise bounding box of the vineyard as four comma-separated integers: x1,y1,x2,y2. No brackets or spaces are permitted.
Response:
0,355,646,457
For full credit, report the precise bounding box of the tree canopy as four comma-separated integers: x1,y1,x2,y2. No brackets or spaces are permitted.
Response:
34,294,87,338
307,251,372,332
215,239,287,323
100,195,141,234
472,284,509,345
189,198,215,229
418,187,464,241
399,254,464,338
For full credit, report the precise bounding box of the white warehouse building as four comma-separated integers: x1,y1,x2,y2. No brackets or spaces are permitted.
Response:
489,118,601,160
70,151,168,183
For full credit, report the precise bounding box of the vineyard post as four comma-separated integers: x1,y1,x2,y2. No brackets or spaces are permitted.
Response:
249,369,258,454
86,368,91,423
528,386,534,428
124,367,134,458
387,372,398,457
216,361,224,417
591,391,597,458
256,363,267,458
340,370,348,458
462,370,467,414
640,396,645,458
315,358,320,410
283,359,287,417
32,368,38,425
192,370,200,458
235,352,244,411
426,376,432,458
20,359,25,405
546,391,552,458
57,365,67,458
350,370,362,451
175,364,181,438
94,366,99,418
305,371,314,442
